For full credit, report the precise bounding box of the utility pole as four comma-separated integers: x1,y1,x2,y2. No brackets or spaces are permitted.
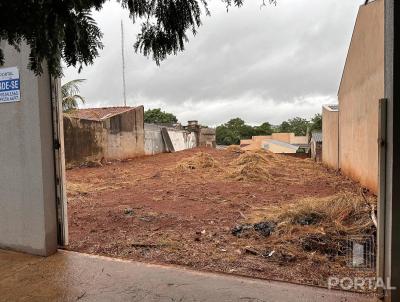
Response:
121,20,127,107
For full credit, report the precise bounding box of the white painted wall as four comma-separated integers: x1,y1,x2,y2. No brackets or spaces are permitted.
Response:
144,124,197,154
168,130,197,151
144,124,167,155
0,41,58,256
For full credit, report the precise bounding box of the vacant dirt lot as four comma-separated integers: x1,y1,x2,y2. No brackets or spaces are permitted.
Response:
66,147,376,289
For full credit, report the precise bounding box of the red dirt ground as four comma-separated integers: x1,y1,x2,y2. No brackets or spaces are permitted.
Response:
66,148,375,289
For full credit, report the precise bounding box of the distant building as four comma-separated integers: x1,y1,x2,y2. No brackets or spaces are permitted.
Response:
322,0,383,193
240,133,309,154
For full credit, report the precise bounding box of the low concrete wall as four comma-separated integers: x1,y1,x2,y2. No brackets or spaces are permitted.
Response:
0,41,58,256
199,128,216,148
263,140,298,154
240,133,308,151
168,130,197,151
322,106,339,169
291,135,308,145
104,107,145,159
144,124,197,155
64,117,105,165
144,124,167,155
64,106,145,167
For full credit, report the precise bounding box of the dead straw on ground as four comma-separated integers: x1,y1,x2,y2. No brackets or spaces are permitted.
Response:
225,151,273,182
175,152,220,171
225,145,244,154
245,192,377,262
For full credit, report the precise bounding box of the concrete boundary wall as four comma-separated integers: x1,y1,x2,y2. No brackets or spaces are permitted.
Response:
64,106,145,167
0,41,58,256
322,106,339,169
144,124,196,155
337,0,384,193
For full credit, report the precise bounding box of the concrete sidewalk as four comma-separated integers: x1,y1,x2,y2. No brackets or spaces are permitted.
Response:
0,249,378,302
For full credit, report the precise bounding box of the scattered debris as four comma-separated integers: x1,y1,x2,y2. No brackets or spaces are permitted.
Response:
76,291,86,301
231,224,254,237
231,221,275,237
244,246,260,255
243,247,296,264
294,212,323,226
265,250,275,258
238,211,247,219
300,233,347,256
247,192,377,261
253,221,276,237
273,251,297,263
83,160,103,168
67,148,377,291
124,207,134,216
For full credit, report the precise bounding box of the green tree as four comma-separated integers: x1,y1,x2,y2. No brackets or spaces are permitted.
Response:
310,113,322,132
216,118,257,145
254,122,273,135
0,0,276,76
278,121,291,133
278,117,309,136
216,125,236,145
287,117,309,136
144,108,178,124
61,79,86,112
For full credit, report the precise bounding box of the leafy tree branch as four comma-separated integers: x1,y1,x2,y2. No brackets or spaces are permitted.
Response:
0,0,276,76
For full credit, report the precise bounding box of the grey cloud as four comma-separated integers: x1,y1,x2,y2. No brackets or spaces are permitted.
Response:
64,0,364,125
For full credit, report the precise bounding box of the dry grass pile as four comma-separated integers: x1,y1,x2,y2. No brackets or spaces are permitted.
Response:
244,192,377,262
228,162,271,182
67,181,127,197
67,182,91,196
231,152,268,166
175,152,219,171
226,151,272,181
253,149,279,161
225,145,244,154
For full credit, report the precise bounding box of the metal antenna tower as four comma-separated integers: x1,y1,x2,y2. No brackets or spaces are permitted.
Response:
121,20,127,107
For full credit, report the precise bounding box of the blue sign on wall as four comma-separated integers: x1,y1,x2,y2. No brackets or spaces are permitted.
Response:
0,67,20,103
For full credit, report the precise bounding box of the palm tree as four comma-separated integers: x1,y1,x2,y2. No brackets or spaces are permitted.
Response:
61,79,86,112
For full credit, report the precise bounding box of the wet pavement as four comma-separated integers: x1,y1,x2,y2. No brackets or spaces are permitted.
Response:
0,249,379,302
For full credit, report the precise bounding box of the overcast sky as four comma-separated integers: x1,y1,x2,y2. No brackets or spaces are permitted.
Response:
63,0,364,126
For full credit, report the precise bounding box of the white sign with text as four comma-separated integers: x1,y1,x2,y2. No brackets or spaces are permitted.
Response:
0,67,20,103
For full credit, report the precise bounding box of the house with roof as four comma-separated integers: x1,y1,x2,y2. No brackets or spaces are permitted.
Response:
322,0,383,193
64,106,145,167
